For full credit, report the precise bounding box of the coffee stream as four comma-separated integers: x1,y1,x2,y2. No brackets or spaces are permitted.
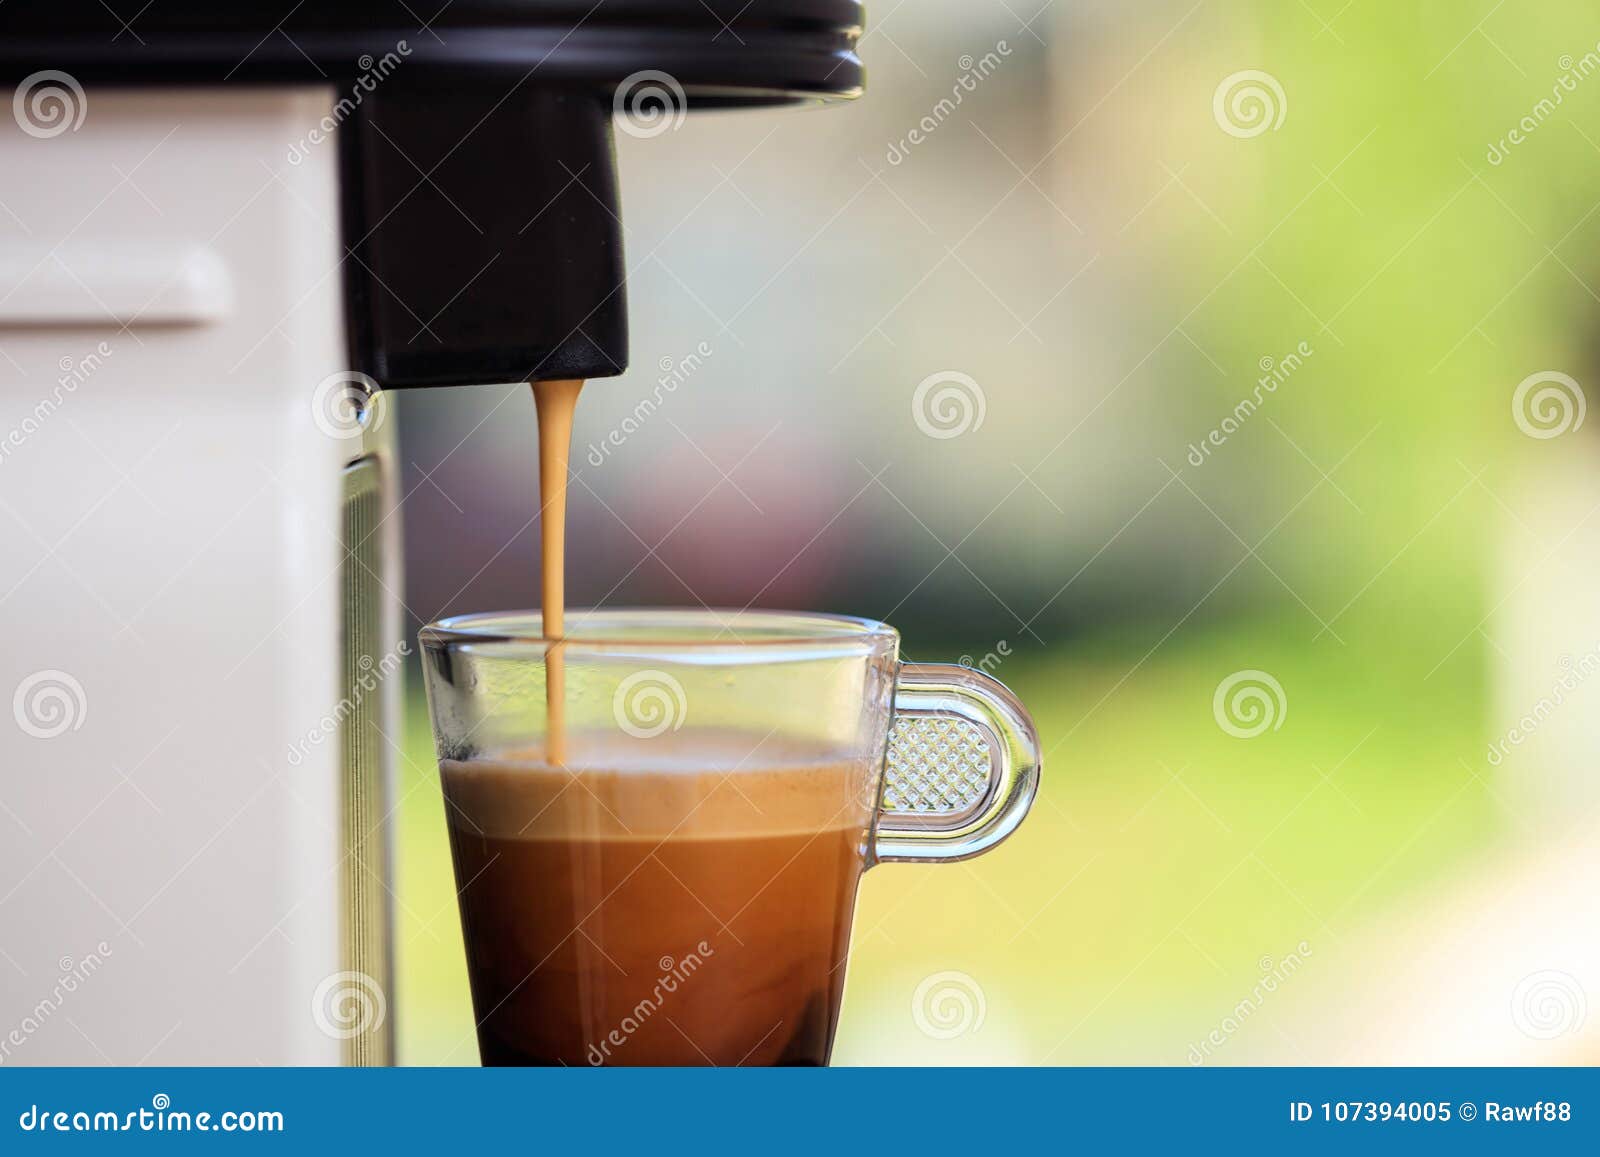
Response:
531,378,584,764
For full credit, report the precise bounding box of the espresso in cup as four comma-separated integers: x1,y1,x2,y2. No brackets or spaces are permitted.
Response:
441,731,874,1066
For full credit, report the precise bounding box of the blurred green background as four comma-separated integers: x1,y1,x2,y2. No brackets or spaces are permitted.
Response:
391,1,1600,1064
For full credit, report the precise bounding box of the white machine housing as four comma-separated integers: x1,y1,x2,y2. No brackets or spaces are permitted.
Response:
0,88,397,1065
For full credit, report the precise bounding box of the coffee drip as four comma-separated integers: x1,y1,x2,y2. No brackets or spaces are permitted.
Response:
531,378,585,764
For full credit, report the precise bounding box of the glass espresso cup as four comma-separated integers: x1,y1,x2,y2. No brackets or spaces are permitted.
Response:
419,609,1041,1066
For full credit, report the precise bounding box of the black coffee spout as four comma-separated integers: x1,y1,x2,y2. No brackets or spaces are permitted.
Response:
0,1,864,390
340,85,627,389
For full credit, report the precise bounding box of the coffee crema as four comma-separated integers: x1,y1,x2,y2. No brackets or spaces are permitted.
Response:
442,734,875,1066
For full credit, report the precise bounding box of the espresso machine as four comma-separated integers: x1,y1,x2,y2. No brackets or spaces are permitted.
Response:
0,1,862,1064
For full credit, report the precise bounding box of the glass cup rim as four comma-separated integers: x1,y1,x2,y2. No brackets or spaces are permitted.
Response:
419,607,898,654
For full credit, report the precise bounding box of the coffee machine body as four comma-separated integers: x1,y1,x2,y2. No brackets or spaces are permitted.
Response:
0,88,406,1068
0,88,398,1064
0,1,861,1065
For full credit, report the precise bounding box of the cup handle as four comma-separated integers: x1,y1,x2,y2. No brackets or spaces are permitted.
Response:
872,662,1042,865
